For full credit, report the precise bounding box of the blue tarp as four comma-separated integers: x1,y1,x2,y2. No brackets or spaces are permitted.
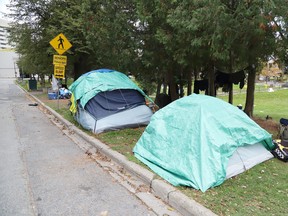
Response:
85,89,145,120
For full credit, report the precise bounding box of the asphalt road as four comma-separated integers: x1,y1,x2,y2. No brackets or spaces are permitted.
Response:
0,78,157,216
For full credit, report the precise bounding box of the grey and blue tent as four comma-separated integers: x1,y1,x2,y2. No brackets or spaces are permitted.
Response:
133,94,274,192
69,69,153,133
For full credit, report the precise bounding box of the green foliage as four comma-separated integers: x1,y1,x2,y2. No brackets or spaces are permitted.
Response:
81,0,138,72
8,0,140,79
8,0,288,75
8,1,54,77
7,0,288,112
166,0,282,71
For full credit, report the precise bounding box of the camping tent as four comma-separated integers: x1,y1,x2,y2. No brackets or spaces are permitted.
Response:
69,69,153,133
133,94,274,192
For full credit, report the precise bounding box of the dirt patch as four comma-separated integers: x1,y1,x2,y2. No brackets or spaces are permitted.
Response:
253,117,279,138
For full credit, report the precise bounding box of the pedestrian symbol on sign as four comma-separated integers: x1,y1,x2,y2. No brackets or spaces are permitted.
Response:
58,36,64,49
49,33,72,55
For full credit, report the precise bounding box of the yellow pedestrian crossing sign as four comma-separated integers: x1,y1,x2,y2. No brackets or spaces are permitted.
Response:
50,33,72,55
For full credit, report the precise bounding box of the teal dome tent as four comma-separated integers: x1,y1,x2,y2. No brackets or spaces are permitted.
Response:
133,94,274,192
69,69,153,133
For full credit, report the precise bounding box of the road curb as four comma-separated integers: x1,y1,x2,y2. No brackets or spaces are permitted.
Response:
27,91,217,216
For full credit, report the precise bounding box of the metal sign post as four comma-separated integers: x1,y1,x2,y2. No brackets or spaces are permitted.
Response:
49,33,72,109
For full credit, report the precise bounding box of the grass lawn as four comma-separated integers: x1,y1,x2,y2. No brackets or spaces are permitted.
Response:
20,80,288,216
218,88,288,123
180,159,288,216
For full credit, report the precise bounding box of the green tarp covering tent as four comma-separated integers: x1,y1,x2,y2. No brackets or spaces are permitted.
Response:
69,69,149,111
133,94,274,192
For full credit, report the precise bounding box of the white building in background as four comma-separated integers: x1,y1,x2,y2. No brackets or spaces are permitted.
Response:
0,18,19,78
0,18,11,49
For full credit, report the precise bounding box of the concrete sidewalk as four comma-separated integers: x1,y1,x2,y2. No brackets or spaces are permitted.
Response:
2,79,171,216
27,88,217,216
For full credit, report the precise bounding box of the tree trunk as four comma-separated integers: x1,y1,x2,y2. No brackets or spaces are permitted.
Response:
228,50,233,104
187,69,192,95
244,66,256,117
39,74,45,87
73,61,84,80
167,69,178,101
208,68,215,96
228,83,233,104
163,82,168,94
156,80,161,95
73,55,90,80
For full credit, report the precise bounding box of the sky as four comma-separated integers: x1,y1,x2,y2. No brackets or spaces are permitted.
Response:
0,0,10,19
